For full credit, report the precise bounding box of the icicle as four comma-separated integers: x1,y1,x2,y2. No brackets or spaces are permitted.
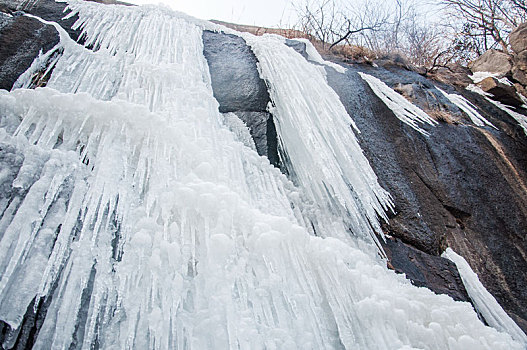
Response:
443,248,527,344
241,34,394,245
358,72,437,136
467,84,527,135
436,87,496,128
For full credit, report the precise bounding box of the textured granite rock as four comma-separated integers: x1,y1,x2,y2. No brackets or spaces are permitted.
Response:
2,0,81,41
510,23,527,55
0,13,59,90
382,237,471,303
325,61,527,332
469,49,512,74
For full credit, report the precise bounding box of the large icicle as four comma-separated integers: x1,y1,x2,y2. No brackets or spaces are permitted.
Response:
0,1,524,349
242,34,393,244
436,87,497,129
443,248,527,344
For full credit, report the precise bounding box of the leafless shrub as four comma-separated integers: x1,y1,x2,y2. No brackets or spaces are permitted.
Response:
441,0,527,54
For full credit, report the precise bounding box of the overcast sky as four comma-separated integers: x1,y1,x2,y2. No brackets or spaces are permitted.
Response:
126,0,298,27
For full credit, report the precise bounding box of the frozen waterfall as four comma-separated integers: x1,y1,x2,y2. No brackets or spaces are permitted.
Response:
0,1,525,349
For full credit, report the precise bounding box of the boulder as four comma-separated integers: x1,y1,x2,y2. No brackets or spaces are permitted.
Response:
430,64,474,88
512,49,527,71
478,76,524,107
469,49,511,74
510,22,527,54
512,65,527,86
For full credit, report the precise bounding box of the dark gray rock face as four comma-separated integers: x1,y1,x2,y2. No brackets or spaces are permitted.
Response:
2,0,81,41
202,30,270,113
285,39,308,59
234,111,281,167
202,30,281,168
0,14,59,90
324,61,527,332
382,237,471,303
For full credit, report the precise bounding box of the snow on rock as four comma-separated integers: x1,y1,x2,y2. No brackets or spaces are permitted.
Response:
469,71,515,87
469,71,501,84
436,87,497,128
0,1,523,349
358,72,437,136
443,248,527,344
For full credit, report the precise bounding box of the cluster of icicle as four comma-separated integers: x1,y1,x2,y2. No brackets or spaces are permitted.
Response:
0,1,524,349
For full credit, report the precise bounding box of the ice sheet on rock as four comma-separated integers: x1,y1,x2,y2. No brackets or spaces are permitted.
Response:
436,87,497,128
0,1,523,349
242,34,393,245
358,72,437,136
467,84,527,135
443,248,527,344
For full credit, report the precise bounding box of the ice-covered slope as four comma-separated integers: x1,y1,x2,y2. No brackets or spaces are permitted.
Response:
0,1,524,349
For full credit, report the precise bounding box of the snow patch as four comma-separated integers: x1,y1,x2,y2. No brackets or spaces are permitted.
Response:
470,71,501,84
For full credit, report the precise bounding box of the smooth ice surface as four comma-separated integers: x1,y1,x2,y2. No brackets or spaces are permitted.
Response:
467,84,527,135
436,87,497,128
358,72,437,136
443,248,527,344
0,1,524,349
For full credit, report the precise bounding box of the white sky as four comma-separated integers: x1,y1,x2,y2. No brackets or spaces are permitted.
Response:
127,0,298,27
